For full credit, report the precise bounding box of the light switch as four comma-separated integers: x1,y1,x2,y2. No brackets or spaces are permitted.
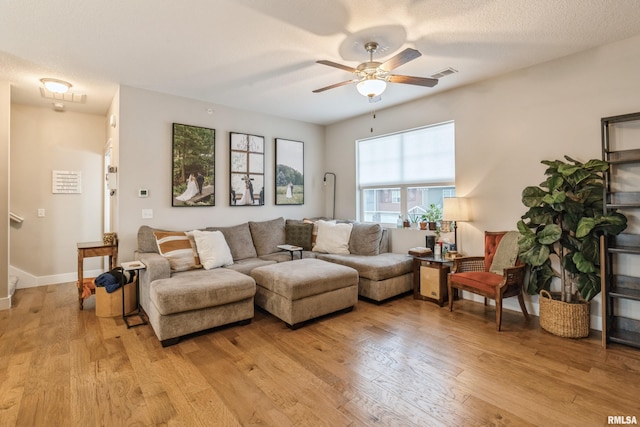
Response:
142,209,153,219
37,208,45,217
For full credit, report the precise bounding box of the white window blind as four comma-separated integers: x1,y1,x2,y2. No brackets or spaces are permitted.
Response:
358,121,455,188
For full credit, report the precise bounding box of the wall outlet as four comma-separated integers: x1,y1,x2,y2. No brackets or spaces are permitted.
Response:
37,208,45,217
142,209,153,219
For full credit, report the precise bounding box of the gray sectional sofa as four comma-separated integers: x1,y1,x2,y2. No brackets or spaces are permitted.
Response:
135,217,413,346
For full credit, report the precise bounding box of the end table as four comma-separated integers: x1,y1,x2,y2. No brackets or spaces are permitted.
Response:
121,261,148,328
412,255,454,306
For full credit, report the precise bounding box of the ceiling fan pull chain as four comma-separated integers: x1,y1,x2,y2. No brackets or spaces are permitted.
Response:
370,108,376,133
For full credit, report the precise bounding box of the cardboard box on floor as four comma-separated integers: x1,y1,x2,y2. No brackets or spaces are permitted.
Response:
95,284,137,318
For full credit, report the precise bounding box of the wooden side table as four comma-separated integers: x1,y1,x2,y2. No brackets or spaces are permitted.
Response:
412,255,453,306
77,241,118,309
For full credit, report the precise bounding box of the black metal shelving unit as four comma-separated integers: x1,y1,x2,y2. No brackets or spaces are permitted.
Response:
601,112,640,349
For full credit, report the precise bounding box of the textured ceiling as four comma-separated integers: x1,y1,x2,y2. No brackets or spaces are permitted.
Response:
2,0,640,125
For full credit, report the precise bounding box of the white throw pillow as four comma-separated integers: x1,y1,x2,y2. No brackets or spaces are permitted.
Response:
192,230,234,269
312,220,353,254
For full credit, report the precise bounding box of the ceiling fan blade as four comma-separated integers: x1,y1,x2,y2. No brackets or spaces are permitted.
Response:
379,48,421,71
312,79,357,93
316,60,357,73
388,74,439,88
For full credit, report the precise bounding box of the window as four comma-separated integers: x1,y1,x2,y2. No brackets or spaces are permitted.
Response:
357,121,455,224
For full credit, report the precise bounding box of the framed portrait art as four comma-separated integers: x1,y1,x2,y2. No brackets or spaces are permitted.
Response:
275,138,304,205
230,132,265,206
172,123,215,207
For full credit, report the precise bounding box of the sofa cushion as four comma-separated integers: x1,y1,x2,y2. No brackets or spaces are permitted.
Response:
138,225,161,254
285,220,313,251
193,230,234,269
312,220,352,254
249,217,286,256
208,223,257,260
153,230,201,272
316,253,413,281
150,269,256,315
348,223,383,256
223,258,277,275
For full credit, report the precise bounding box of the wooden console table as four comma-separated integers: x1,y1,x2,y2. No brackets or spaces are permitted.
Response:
77,241,118,309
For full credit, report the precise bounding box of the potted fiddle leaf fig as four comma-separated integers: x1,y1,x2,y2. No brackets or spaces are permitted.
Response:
517,156,627,337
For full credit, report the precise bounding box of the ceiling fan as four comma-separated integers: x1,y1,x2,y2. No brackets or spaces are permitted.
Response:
312,41,438,101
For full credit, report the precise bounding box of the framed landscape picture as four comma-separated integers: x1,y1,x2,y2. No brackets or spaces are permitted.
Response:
230,132,265,206
172,123,215,207
275,138,304,205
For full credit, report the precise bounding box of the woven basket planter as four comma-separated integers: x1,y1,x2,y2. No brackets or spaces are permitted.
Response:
539,290,590,338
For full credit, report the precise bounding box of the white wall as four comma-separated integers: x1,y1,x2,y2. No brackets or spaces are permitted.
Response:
0,81,9,308
10,105,106,287
115,86,326,262
325,34,640,328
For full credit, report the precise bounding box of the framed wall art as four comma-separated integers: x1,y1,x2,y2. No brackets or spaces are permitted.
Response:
230,132,265,206
172,123,215,207
275,138,304,205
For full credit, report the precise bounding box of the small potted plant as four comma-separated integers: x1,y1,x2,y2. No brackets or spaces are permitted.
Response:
423,204,442,230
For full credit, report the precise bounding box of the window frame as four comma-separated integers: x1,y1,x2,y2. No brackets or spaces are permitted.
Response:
356,121,455,226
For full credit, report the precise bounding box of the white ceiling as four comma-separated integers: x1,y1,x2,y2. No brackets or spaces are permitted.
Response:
2,0,640,125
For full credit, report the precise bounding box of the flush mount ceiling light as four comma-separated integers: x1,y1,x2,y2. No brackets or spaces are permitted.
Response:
40,78,72,94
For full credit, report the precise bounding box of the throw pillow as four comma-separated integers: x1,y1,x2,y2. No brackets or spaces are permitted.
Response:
249,217,286,256
312,220,353,254
285,221,313,251
192,230,234,269
303,218,321,248
489,231,520,275
348,222,382,256
154,231,201,272
208,223,257,260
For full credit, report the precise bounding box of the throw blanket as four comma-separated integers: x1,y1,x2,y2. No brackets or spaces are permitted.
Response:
489,231,520,275
81,278,96,299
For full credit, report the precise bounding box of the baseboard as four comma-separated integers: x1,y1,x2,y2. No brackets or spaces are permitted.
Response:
0,294,11,310
459,291,603,331
10,265,104,289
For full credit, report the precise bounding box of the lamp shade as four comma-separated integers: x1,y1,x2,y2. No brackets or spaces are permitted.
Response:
356,78,386,98
443,197,470,222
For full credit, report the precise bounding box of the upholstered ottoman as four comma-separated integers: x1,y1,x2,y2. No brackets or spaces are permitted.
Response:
148,268,256,346
250,258,358,328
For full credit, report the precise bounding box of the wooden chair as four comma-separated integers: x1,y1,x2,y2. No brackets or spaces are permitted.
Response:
448,231,529,331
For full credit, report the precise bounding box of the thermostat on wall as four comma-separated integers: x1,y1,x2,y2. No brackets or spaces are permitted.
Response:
138,189,149,198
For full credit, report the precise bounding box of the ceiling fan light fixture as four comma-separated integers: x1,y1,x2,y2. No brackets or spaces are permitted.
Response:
357,78,386,98
40,78,72,94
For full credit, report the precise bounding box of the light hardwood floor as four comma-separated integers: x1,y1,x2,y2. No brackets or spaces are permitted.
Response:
1,282,639,427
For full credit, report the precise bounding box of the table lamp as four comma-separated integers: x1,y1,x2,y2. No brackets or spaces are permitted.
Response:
442,197,470,251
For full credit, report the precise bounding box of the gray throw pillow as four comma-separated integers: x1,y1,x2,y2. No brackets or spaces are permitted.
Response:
249,217,286,256
349,222,382,256
138,225,162,253
208,223,257,260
